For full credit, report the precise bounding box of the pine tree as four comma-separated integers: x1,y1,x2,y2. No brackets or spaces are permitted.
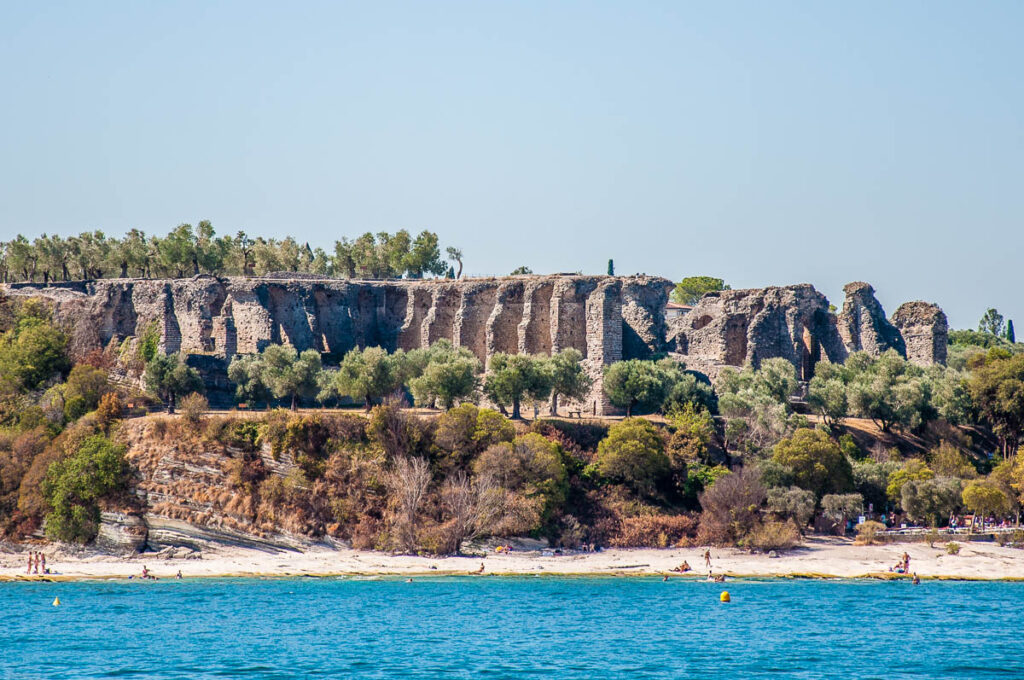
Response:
607,259,614,276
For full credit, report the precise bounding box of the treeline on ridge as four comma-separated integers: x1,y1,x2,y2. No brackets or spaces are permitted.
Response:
0,222,464,282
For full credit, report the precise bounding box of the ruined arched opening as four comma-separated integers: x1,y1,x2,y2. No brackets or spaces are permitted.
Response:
800,324,821,381
723,318,748,366
692,315,713,331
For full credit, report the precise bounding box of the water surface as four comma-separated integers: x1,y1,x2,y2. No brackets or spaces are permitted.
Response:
1,577,1020,678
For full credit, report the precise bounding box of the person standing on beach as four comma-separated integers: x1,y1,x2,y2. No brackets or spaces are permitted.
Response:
26,552,33,575
40,553,46,574
33,552,39,575
704,550,712,569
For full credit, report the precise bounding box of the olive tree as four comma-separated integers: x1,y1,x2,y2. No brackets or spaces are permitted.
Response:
483,353,552,419
144,353,203,413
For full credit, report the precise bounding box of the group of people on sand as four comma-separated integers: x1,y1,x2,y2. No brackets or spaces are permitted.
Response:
890,552,911,574
889,552,921,584
665,550,725,581
129,565,183,581
25,551,47,575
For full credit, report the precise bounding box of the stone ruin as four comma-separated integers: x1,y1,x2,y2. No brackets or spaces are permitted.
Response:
667,280,947,381
2,274,673,414
2,274,947,413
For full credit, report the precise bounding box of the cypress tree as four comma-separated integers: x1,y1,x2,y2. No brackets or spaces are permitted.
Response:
607,259,614,276
1006,319,1016,344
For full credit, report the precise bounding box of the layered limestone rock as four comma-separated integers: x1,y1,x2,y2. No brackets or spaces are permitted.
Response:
94,512,148,554
892,301,948,366
3,274,672,415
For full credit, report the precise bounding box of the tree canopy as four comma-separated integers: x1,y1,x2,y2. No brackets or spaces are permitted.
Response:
0,224,459,282
670,276,730,305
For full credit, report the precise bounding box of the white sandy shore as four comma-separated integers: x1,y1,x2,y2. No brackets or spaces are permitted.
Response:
3,537,1024,581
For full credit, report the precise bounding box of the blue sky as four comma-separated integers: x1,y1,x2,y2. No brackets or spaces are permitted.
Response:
1,1,1021,329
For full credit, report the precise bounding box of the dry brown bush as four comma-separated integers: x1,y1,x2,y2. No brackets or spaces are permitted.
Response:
696,467,766,546
179,393,209,429
854,520,887,545
744,521,800,552
609,514,698,548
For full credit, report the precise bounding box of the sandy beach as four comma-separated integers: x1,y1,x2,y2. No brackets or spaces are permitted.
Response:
3,537,1024,581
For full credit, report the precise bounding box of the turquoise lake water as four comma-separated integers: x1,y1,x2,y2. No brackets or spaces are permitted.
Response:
1,577,1021,679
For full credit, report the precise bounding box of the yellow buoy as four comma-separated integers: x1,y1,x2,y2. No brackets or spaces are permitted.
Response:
52,597,60,607
720,591,730,603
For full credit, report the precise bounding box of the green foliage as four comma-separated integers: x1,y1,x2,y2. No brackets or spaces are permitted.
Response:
228,354,273,407
434,403,514,470
901,477,961,526
319,346,408,411
144,353,203,413
510,266,533,275
62,364,110,421
546,349,593,416
136,321,160,364
771,428,853,499
816,350,936,433
718,359,803,454
886,459,934,503
473,433,567,532
595,418,669,497
663,370,718,415
948,329,1013,350
978,308,1005,337
766,485,815,530
0,301,70,393
961,480,1010,518
607,259,614,276
838,434,863,460
2,225,457,282
928,442,978,479
852,459,897,511
602,359,672,416
670,276,730,305
807,366,848,428
40,434,129,543
484,353,552,419
666,404,715,462
968,353,1024,453
1005,320,1016,344
408,340,481,410
245,345,323,410
821,493,864,525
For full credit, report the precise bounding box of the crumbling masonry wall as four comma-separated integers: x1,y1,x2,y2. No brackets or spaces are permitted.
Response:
3,274,673,415
667,281,948,381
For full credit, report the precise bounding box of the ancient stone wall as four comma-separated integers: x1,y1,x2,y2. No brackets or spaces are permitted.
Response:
667,281,948,381
3,274,672,415
3,273,948,404
892,301,948,366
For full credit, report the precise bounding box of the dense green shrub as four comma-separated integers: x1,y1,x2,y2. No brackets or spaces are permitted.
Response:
595,419,669,497
40,434,130,543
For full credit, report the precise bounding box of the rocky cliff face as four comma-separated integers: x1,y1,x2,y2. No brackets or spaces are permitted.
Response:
3,274,673,414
